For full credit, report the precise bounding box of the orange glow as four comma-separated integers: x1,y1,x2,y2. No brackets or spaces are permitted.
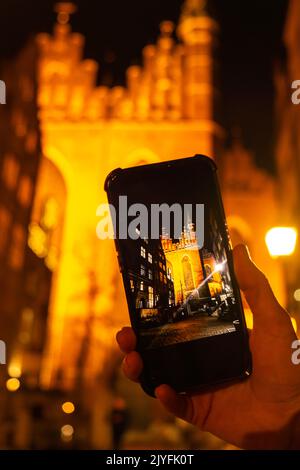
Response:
62,402,75,414
61,424,74,442
6,378,20,392
294,289,300,302
28,223,48,258
244,308,253,330
265,227,297,257
8,362,22,378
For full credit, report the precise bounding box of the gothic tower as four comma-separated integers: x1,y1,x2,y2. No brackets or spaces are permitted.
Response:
32,1,224,389
30,1,283,393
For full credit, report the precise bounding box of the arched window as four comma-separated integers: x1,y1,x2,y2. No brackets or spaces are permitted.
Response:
29,157,66,272
182,256,194,290
204,264,212,276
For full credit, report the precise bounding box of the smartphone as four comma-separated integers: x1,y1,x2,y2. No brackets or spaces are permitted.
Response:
105,155,251,396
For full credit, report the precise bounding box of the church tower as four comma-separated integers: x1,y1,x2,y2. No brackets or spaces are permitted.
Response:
177,0,222,154
34,1,224,390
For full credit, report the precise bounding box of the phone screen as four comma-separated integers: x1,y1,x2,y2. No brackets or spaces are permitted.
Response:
106,156,250,394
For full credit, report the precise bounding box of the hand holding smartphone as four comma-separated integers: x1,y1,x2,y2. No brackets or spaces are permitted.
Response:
105,155,251,396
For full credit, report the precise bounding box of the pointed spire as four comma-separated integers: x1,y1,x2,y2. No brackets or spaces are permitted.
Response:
158,21,175,52
160,20,175,37
54,2,77,25
180,0,208,20
177,0,218,44
53,3,77,40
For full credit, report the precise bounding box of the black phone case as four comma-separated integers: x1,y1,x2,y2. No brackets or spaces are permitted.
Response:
105,155,252,397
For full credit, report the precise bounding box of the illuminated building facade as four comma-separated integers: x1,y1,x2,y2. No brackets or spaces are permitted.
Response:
34,0,226,389
161,223,206,303
127,238,175,324
161,214,233,304
7,1,282,443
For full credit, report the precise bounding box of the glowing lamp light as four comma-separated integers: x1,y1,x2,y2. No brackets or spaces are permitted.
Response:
265,227,297,257
215,261,226,272
8,364,21,378
6,378,20,392
61,424,74,442
62,401,75,414
294,289,300,302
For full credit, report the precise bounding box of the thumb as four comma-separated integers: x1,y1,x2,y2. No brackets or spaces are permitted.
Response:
155,384,211,427
233,244,295,338
155,385,195,422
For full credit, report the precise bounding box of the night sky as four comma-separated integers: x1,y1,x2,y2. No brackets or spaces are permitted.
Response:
0,0,289,173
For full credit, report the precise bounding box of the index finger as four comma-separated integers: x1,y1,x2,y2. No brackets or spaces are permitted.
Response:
116,326,137,353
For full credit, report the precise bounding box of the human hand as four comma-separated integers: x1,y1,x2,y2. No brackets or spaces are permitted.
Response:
116,245,300,449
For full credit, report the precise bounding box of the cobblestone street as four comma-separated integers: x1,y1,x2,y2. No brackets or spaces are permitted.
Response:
142,315,237,349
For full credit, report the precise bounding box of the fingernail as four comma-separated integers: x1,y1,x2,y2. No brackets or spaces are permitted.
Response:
154,385,166,400
116,328,124,343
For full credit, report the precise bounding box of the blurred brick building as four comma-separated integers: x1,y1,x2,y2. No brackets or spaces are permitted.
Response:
0,41,44,372
275,0,300,315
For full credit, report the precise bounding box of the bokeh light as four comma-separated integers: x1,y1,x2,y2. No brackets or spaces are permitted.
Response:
294,289,300,302
61,425,74,442
62,402,75,414
265,227,297,257
6,378,20,392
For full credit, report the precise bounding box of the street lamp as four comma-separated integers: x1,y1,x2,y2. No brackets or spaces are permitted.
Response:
265,226,298,332
215,261,226,272
265,227,297,258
